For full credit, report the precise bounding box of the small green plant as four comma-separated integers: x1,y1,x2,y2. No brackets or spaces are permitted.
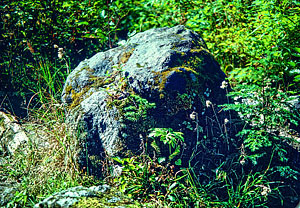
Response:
214,163,274,207
113,155,173,201
148,128,184,164
113,128,189,205
110,94,156,122
224,82,299,165
32,58,69,104
123,94,156,122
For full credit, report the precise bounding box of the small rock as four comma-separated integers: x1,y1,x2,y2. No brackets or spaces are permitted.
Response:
0,111,28,155
34,185,137,208
0,182,18,207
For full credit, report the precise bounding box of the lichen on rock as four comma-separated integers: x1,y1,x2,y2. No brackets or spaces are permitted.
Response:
34,184,139,208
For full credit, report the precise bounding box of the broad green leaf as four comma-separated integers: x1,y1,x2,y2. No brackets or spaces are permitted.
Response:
168,195,176,202
175,159,182,166
169,146,180,161
151,140,160,154
294,47,300,53
288,61,296,67
294,75,300,82
158,157,166,164
77,21,89,26
168,182,177,191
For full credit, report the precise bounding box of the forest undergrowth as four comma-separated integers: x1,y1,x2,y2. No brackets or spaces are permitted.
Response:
1,0,300,207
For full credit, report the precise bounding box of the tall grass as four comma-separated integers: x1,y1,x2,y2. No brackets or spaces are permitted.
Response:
0,59,99,207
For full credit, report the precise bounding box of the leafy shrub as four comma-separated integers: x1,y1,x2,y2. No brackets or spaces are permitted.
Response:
0,0,132,93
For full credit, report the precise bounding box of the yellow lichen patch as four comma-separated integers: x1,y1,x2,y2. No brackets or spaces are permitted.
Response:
65,84,73,95
119,48,135,64
73,66,94,79
179,66,199,75
79,65,93,72
172,50,186,56
86,67,95,73
69,88,91,109
136,63,144,68
190,45,211,54
89,76,106,88
71,190,138,208
66,70,124,110
190,48,205,54
153,67,181,93
186,55,218,84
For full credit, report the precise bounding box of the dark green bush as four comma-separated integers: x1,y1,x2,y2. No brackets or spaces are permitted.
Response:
0,0,131,94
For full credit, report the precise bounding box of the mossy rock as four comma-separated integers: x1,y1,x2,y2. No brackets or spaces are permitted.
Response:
61,25,240,177
34,185,143,208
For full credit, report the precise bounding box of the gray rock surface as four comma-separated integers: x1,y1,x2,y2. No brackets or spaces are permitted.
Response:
0,111,28,155
0,181,18,207
62,25,238,177
34,184,136,208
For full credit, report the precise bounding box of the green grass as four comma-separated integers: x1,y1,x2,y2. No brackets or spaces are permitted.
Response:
0,97,99,207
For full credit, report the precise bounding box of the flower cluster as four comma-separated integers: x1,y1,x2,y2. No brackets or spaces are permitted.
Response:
54,44,65,59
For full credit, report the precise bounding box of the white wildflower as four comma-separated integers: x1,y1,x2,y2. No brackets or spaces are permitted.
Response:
233,96,241,101
220,81,228,89
261,186,271,196
206,100,212,108
117,40,127,46
260,114,264,124
224,118,229,124
189,111,197,120
240,158,245,165
58,48,64,59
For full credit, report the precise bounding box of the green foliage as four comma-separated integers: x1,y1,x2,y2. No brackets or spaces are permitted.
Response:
113,129,191,206
185,0,300,83
223,80,300,166
123,94,156,122
182,165,275,208
1,0,300,207
111,94,156,122
113,155,184,203
218,171,272,207
148,128,184,163
1,0,300,94
33,58,70,103
0,0,131,93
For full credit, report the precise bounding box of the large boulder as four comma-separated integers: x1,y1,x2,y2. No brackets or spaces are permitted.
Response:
62,25,238,177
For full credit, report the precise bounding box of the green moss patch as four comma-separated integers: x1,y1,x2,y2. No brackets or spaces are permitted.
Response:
65,68,123,109
72,186,141,208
